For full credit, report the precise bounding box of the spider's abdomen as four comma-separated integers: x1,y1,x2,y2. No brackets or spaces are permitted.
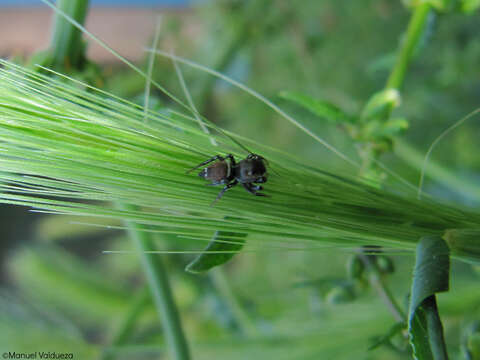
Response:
199,161,230,183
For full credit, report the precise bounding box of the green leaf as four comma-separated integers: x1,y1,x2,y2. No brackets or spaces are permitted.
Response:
408,235,450,360
279,91,352,124
185,229,247,274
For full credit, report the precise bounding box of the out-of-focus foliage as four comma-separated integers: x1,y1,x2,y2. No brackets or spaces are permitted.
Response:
3,0,480,359
107,0,480,193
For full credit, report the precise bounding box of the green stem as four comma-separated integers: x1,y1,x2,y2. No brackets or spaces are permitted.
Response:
101,288,150,360
119,203,191,360
395,139,480,202
358,253,406,323
210,267,258,337
358,3,433,177
386,3,432,90
50,0,89,70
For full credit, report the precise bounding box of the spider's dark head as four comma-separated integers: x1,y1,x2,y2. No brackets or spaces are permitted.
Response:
246,153,265,161
238,153,268,183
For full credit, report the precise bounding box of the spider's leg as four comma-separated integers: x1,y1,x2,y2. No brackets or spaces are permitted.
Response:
186,155,224,174
242,183,267,197
211,180,238,206
205,179,227,186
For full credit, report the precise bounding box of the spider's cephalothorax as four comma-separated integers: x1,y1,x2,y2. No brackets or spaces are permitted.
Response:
187,153,268,204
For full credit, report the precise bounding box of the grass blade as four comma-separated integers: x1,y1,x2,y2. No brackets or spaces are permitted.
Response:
120,203,190,360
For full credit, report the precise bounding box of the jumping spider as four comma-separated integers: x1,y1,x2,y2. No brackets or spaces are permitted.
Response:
188,153,268,204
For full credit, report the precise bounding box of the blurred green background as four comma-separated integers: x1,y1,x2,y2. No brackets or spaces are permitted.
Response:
1,1,480,359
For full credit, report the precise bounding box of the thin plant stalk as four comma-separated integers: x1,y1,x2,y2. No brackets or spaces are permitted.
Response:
210,268,258,337
395,139,480,203
417,108,480,200
113,27,191,360
120,203,190,360
102,288,150,360
144,16,162,123
359,3,433,176
50,0,90,70
358,253,405,323
386,3,432,90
